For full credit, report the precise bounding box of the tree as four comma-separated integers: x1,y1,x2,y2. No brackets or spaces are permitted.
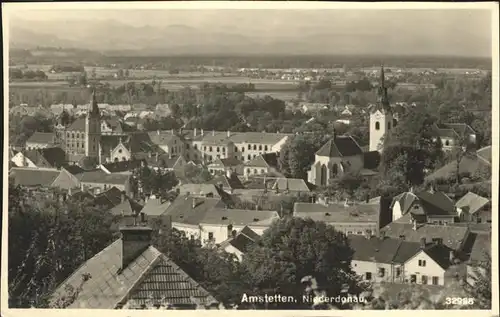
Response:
464,251,491,309
8,186,117,308
241,217,365,309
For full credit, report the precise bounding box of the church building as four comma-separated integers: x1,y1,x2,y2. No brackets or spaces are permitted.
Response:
369,65,398,152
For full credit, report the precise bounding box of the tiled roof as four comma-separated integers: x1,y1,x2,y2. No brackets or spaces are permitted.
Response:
62,164,85,175
67,118,86,131
240,226,261,241
140,197,171,217
164,196,224,225
423,244,455,270
293,202,379,223
271,178,313,192
50,239,216,309
200,208,280,226
25,147,66,168
468,233,491,265
245,152,278,168
426,152,491,181
315,136,363,157
227,234,256,253
25,132,56,145
148,131,177,145
199,131,290,145
209,174,245,190
476,145,491,164
349,235,408,263
391,190,456,217
380,223,469,251
440,123,476,136
77,170,130,185
9,167,60,187
101,160,144,173
455,192,490,215
178,184,224,197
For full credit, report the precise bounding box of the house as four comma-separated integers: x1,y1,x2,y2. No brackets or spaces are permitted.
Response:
108,191,144,217
77,169,131,195
207,157,244,175
100,117,129,135
349,235,463,286
466,233,490,286
244,152,279,177
218,226,261,262
9,167,61,188
433,123,476,150
380,222,470,252
145,154,186,172
390,188,457,224
177,183,227,199
49,226,218,309
11,147,66,169
148,130,184,156
455,192,491,224
105,133,164,163
209,171,245,194
293,202,380,236
271,178,315,193
426,146,491,182
306,134,365,186
99,159,145,175
25,132,59,150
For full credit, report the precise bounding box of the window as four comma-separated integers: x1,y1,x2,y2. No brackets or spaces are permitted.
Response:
235,147,238,152
203,146,206,151
259,145,262,150
241,147,245,152
387,122,391,130
410,275,417,283
248,154,251,160
365,272,372,280
194,144,198,150
208,232,214,240
222,147,225,152
357,231,363,235
477,218,482,223
378,268,385,277
217,147,220,153
432,276,439,285
190,235,195,240
118,149,122,153
248,144,251,150
186,144,190,149
253,154,256,158
395,267,401,277
265,145,268,151
375,121,380,130
247,168,250,174
209,146,213,152
418,260,426,267
260,169,265,174
253,145,257,150
445,140,450,146
253,169,257,174
421,275,428,285
77,142,80,148
347,231,353,234
393,118,398,127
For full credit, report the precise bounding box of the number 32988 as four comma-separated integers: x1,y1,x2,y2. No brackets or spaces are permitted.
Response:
445,297,475,306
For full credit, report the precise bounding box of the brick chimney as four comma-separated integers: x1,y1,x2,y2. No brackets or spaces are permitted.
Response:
120,226,153,270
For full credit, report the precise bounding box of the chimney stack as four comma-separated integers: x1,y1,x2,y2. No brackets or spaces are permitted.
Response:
412,219,417,231
157,130,160,135
420,238,426,249
212,130,215,136
120,226,153,271
194,128,197,137
192,197,197,209
171,129,174,135
201,129,204,136
449,250,454,263
226,169,232,178
227,130,231,137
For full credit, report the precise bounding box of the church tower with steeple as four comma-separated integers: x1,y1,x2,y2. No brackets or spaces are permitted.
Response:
369,65,395,152
85,89,101,159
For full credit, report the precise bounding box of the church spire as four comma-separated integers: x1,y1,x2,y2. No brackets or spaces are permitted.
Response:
378,64,390,111
89,88,100,117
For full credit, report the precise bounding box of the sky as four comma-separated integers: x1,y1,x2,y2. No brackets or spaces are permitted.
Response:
5,5,494,57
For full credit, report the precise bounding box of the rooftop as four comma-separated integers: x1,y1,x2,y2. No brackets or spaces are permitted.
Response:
9,167,60,187
77,170,130,185
200,208,280,226
455,192,490,215
163,196,225,225
315,136,363,157
49,239,216,308
271,178,314,192
25,132,56,145
293,202,379,223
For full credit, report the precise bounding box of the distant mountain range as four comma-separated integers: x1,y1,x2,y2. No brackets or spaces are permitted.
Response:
8,18,491,57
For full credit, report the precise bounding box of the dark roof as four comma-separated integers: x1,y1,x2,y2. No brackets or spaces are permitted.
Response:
349,235,407,263
245,152,278,168
315,136,363,157
228,234,256,253
423,243,455,270
426,148,491,181
363,151,381,169
200,208,279,226
240,226,261,241
62,164,85,175
26,132,56,144
415,190,456,216
380,222,469,251
9,167,60,187
140,197,171,216
163,196,225,225
109,199,144,216
209,174,245,190
67,118,86,131
25,147,66,168
101,159,144,173
272,178,313,192
50,239,216,308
